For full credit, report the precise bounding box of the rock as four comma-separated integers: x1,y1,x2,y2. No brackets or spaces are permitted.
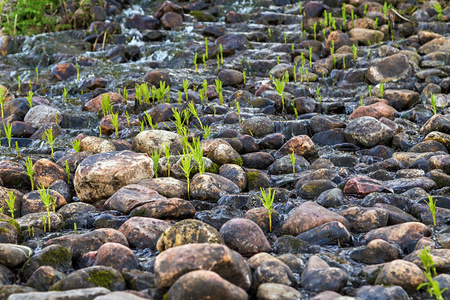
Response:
26,266,65,292
144,70,171,86
350,239,401,264
0,286,36,299
83,93,125,113
49,266,126,291
384,177,437,193
298,179,337,199
274,135,316,159
118,217,170,250
79,136,115,154
355,285,409,300
252,260,297,289
219,218,271,255
344,117,394,147
21,190,66,216
156,219,223,252
44,228,128,260
190,173,240,202
24,105,62,128
383,89,421,111
207,142,241,165
130,197,195,219
309,115,346,134
297,221,351,245
167,270,248,300
104,184,165,214
246,169,271,190
241,116,274,138
325,31,352,52
16,212,64,232
340,207,388,232
161,12,183,30
0,187,23,219
241,152,274,170
219,164,247,191
32,159,65,189
8,287,110,300
0,244,33,268
219,69,244,86
366,54,411,84
349,28,384,44
343,176,391,196
375,259,426,292
429,154,450,173
51,63,77,81
132,130,183,156
420,114,450,136
154,243,251,291
74,150,153,203
138,177,188,199
433,274,450,299
404,248,450,273
125,14,160,31
301,255,348,292
257,283,302,300
21,245,72,281
364,222,431,253
282,201,349,236
316,188,344,208
268,155,310,175
93,242,139,271
418,37,450,55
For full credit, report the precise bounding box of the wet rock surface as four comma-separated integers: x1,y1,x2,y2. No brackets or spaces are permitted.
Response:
0,0,449,298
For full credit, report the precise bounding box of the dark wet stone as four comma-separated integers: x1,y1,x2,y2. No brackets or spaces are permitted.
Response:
191,173,240,202
312,128,346,145
304,1,330,18
154,1,183,19
344,116,394,147
298,179,337,199
32,159,65,189
355,285,409,300
56,151,93,174
375,259,426,292
350,239,401,264
203,25,226,37
0,286,37,299
340,207,388,233
0,244,32,269
258,133,286,149
268,155,310,175
316,188,344,208
125,14,160,31
240,116,274,138
309,115,346,134
218,69,244,86
297,221,351,245
51,63,77,81
301,255,348,292
118,217,169,250
246,169,271,191
245,207,281,233
239,135,259,153
420,114,450,136
21,245,72,281
384,177,437,193
21,190,66,216
4,99,29,120
274,135,316,159
219,164,247,191
57,202,96,229
218,194,251,210
343,176,391,196
241,152,275,169
373,203,418,225
26,266,65,292
161,12,183,30
130,197,195,220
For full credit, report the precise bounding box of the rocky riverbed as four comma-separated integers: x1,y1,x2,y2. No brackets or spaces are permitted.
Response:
0,0,449,299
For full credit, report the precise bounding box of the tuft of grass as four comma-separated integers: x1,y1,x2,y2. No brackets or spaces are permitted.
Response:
101,94,112,117
44,127,55,159
72,139,81,152
257,187,275,232
15,141,19,158
203,125,211,140
26,91,33,108
273,77,285,111
188,102,203,130
150,149,160,178
290,151,296,174
163,142,171,177
214,79,223,105
25,157,35,190
180,150,194,199
190,138,205,175
64,160,70,184
63,88,68,103
425,194,438,227
38,186,53,232
0,88,6,118
431,93,437,115
417,246,448,300
379,83,384,99
193,53,198,73
5,191,15,220
111,113,119,138
3,123,12,148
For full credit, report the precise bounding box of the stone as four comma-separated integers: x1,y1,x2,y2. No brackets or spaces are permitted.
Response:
375,259,426,292
167,270,248,300
268,155,310,175
93,242,139,271
298,179,337,199
404,248,450,273
79,136,115,154
24,105,62,129
383,89,420,111
297,221,351,245
325,31,352,52
340,207,389,232
219,218,271,255
21,245,72,281
125,14,160,31
44,228,128,260
309,115,346,134
16,212,64,232
207,142,241,165
344,117,394,147
161,12,183,30
74,150,153,203
132,130,183,156
350,239,401,264
0,244,33,268
104,184,165,214
144,70,171,86
190,173,240,202
366,54,411,84
355,285,409,300
51,63,77,81
118,217,170,250
49,266,126,291
274,135,316,159
282,202,349,236
256,283,301,300
138,177,188,199
26,266,65,292
418,37,450,55
316,188,344,208
83,93,125,113
384,177,437,193
130,197,195,219
252,260,297,288
154,243,251,291
156,219,223,252
349,28,384,44
301,255,348,292
241,116,274,138
219,164,247,191
8,287,110,300
343,176,391,195
21,190,66,216
364,222,431,253
31,159,65,189
420,114,450,136
218,69,244,86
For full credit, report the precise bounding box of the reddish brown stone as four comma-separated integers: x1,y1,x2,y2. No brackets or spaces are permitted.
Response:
274,135,316,159
118,217,170,249
32,159,65,189
83,92,125,113
161,12,183,30
51,63,77,81
93,242,139,271
21,190,67,216
343,176,389,196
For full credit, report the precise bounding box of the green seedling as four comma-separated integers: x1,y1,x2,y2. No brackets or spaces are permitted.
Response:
25,157,35,190
268,28,272,38
284,70,289,83
342,56,346,69
342,3,347,28
257,187,275,232
235,100,241,123
219,44,223,65
17,76,21,93
290,151,296,174
431,93,437,115
35,67,39,83
202,79,208,102
364,4,368,17
15,141,19,158
74,223,77,234
316,86,322,102
125,111,130,127
171,108,184,136
283,32,287,43
144,112,156,130
202,54,207,71
193,53,198,73
3,123,12,148
180,150,194,199
217,54,220,70
190,138,205,175
150,149,160,178
38,186,53,232
111,113,119,138
205,37,208,59
273,77,285,111
214,79,223,105
135,84,142,105
291,101,298,119
379,83,384,98
72,139,81,152
203,125,211,140
298,1,302,14
163,142,171,177
368,85,372,97
330,40,335,55
425,194,438,227
63,87,68,103
0,88,5,117
313,22,317,40
26,91,33,108
417,246,448,299
183,79,189,101
6,191,15,220
352,44,358,60
151,85,157,102
293,65,297,82
54,111,58,124
140,83,150,103
76,63,80,81
243,71,246,84
64,160,70,183
179,126,190,152
44,127,55,159
433,3,443,20
308,47,313,68
101,94,112,116
139,121,145,132
188,102,203,130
